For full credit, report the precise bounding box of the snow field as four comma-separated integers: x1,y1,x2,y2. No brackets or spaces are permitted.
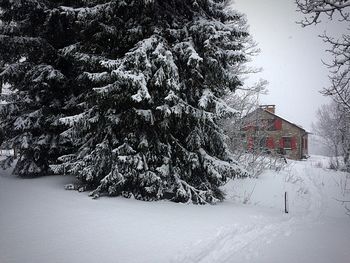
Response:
1,155,349,263
179,155,350,263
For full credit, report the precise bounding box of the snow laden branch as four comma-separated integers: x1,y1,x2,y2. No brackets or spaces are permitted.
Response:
320,33,350,111
296,0,350,26
296,1,350,112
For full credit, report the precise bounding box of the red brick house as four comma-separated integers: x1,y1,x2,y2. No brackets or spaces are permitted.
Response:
242,105,309,160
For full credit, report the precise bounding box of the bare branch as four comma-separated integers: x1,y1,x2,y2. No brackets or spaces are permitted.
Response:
296,2,350,113
296,0,350,26
334,198,350,202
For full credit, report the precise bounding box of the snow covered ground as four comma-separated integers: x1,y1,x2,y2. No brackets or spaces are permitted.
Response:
1,155,349,263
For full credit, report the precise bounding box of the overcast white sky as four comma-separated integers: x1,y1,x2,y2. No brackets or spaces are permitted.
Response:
232,0,347,131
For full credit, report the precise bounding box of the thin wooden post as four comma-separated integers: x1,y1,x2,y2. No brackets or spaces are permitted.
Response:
284,191,289,213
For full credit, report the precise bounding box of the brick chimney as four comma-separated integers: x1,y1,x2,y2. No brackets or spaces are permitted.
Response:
260,104,276,114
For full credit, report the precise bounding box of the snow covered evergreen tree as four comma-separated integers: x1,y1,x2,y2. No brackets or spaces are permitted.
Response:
0,1,84,176
58,0,251,204
1,0,252,203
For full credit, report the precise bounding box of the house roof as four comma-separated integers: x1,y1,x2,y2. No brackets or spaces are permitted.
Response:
246,107,310,134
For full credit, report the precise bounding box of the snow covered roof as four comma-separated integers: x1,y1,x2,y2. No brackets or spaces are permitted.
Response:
246,107,310,134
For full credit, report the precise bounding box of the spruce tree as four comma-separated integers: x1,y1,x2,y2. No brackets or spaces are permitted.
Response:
58,0,250,204
1,0,251,203
0,1,85,176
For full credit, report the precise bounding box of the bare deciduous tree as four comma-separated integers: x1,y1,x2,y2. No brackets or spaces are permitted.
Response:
222,80,288,177
297,0,350,172
313,102,349,169
296,0,350,113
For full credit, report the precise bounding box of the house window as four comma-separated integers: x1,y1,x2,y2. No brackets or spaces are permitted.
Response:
246,136,268,151
256,119,276,131
258,137,266,148
267,119,276,131
283,137,292,149
282,136,297,150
